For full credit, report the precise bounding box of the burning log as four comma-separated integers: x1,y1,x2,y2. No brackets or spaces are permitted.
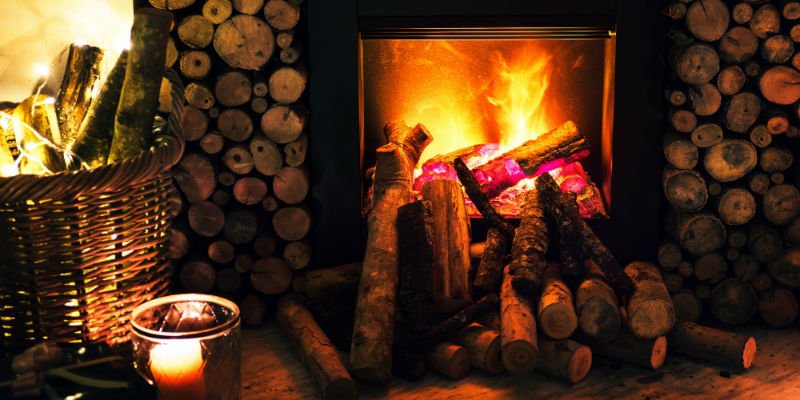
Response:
500,264,539,374
624,261,675,339
277,293,358,400
55,44,103,147
109,8,172,164
350,121,432,385
538,263,578,340
669,321,756,370
453,157,516,240
397,200,436,331
508,188,549,298
471,120,589,199
472,228,507,298
537,338,592,384
575,260,620,343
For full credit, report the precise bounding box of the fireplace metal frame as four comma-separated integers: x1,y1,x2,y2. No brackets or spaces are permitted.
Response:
308,0,666,267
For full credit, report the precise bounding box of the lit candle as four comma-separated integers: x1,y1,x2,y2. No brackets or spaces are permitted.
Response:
149,339,206,400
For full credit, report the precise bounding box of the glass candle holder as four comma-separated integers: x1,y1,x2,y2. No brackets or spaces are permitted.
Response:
130,294,241,400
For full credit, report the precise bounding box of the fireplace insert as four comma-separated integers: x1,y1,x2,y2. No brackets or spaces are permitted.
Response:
308,0,666,267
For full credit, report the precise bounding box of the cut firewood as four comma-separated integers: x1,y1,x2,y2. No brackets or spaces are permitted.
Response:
703,139,757,182
662,131,698,169
280,43,304,64
538,263,578,340
750,3,781,38
786,217,800,247
709,278,758,325
672,43,719,85
747,171,770,196
232,0,264,14
732,254,758,282
202,0,233,23
662,167,708,212
677,260,694,278
277,293,358,400
233,176,268,205
721,92,761,133
760,65,800,105
250,96,268,114
235,253,255,274
719,26,759,64
177,15,214,49
624,261,676,339
717,187,756,226
263,0,300,30
453,157,516,240
261,103,307,144
690,123,723,148
276,31,295,49
397,200,436,331
473,228,507,298
658,241,683,270
669,321,756,370
767,248,800,288
184,82,215,110
269,65,307,104
422,179,472,303
732,2,754,23
758,287,799,328
668,108,698,133
180,260,216,292
717,65,746,95
251,257,292,295
664,1,687,20
663,272,684,294
576,260,620,343
224,209,259,244
211,189,231,206
168,228,190,260
456,323,505,374
685,0,729,42
173,152,216,203
250,134,283,176
749,223,784,263
215,70,252,107
304,262,362,305
208,239,235,264
273,206,311,241
10,96,64,174
218,108,253,142
149,0,196,10
188,201,225,237
500,264,539,374
763,184,800,224
587,327,667,370
687,83,721,117
672,289,702,322
425,342,470,380
273,167,310,204
410,293,500,352
537,339,592,384
750,124,772,148
223,145,255,175
694,252,728,282
182,106,209,141
214,15,274,70
760,147,793,173
283,241,311,270
284,134,308,167
56,44,103,146
254,234,277,259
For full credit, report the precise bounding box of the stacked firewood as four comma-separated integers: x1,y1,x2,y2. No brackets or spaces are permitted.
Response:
146,0,309,326
662,0,800,329
275,120,757,400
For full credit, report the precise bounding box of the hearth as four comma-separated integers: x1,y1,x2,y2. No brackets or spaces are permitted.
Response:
308,0,666,267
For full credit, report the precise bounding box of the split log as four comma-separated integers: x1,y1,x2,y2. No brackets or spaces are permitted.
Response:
208,239,235,264
537,339,592,384
672,289,702,322
216,268,242,292
168,228,190,260
177,15,215,49
251,257,292,295
397,200,436,331
588,327,668,369
263,0,300,30
184,82,215,110
767,248,800,288
173,152,216,203
285,134,307,167
188,201,225,237
576,260,620,342
624,261,676,339
717,187,756,225
425,342,470,380
180,260,216,292
250,134,283,176
716,65,746,96
471,120,589,198
500,264,539,374
222,145,255,174
763,184,800,224
277,294,358,400
55,44,103,146
215,70,252,107
149,0,195,10
538,264,578,340
750,124,772,148
694,252,728,282
254,234,277,258
507,188,548,298
669,108,698,133
453,157,515,240
687,83,721,116
662,131,698,169
108,8,171,163
749,223,784,263
350,121,431,385
304,262,362,305
456,323,505,374
241,293,267,326
218,108,253,142
232,0,264,14
422,179,472,303
750,3,781,38
669,321,756,370
662,167,708,212
233,176,267,205
732,2,754,24
182,106,209,141
536,172,634,295
703,139,757,182
273,167,310,204
733,254,759,282
214,15,274,70
658,241,683,270
709,278,758,325
758,287,799,328
202,0,233,24
261,103,307,144
685,0,729,42
71,50,127,168
472,228,507,297
747,171,770,195
672,43,719,85
721,92,761,133
760,147,793,173
269,65,307,104
760,66,800,105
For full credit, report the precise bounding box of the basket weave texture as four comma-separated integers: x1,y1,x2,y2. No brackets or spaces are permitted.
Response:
0,70,185,355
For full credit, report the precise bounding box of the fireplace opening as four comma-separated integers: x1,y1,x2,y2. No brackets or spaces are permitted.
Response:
360,30,616,218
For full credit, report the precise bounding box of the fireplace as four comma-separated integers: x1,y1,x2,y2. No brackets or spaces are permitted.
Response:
308,0,666,267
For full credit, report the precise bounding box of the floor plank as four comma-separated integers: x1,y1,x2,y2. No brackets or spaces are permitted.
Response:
241,323,800,399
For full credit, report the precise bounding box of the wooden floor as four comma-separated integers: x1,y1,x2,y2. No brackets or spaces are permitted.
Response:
240,323,800,400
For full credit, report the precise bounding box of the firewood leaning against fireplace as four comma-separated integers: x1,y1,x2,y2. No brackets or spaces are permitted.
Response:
350,121,432,385
500,264,539,374
397,200,436,331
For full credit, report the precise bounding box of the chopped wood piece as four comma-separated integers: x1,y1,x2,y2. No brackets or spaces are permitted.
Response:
262,196,279,212
457,323,504,374
760,65,800,105
670,321,756,369
235,253,255,274
412,293,500,351
704,139,757,182
669,211,726,256
663,272,684,294
717,187,756,225
537,339,592,383
658,241,683,270
304,262,362,304
750,3,781,38
760,147,793,173
719,26,759,64
277,293,358,400
263,0,300,30
453,157,516,240
269,65,307,104
177,15,214,49
588,328,668,369
273,167,309,204
721,92,761,133
250,134,283,176
182,106,209,141
508,188,548,298
425,342,470,380
216,70,252,107
233,177,267,205
241,293,267,326
758,287,799,328
149,0,195,9
663,168,708,211
694,252,728,282
284,134,307,167
168,228,190,260
56,44,103,146
232,0,264,14
180,260,216,292
199,132,224,154
211,189,231,206
398,200,436,331
743,60,762,77
174,152,216,204
672,289,702,322
218,108,253,142
202,0,233,24
767,248,800,288
709,278,758,325
188,201,225,237
669,108,698,133
749,124,772,148
223,145,255,175
251,96,268,114
747,172,770,195
538,264,578,340
716,66,746,96
500,265,538,374
576,260,620,343
214,15,274,70
673,43,719,84
184,82,215,110
253,234,277,259
732,254,758,282
251,257,292,295
786,217,800,247
763,184,800,224
276,31,295,49
662,132,698,169
284,241,311,270
685,0,729,42
733,3,754,24
280,44,304,64
208,239,235,264
624,261,675,339
749,223,784,263
473,228,507,298
690,123,722,148
261,103,307,143
224,209,259,244
687,83,721,117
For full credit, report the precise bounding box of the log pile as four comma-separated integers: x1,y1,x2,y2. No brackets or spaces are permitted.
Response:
662,0,800,328
148,0,311,328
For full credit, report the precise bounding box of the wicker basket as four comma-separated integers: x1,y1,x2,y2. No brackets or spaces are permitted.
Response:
0,70,185,355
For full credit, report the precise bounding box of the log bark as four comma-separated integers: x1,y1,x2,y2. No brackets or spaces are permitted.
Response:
576,260,620,343
760,65,800,105
184,82,215,110
537,339,592,384
188,201,225,237
538,263,578,340
624,261,676,339
250,134,283,176
750,3,781,38
425,342,470,380
662,131,698,169
215,70,252,107
177,15,214,49
662,167,708,212
233,176,267,205
397,200,436,331
263,0,300,30
453,157,516,240
269,65,307,104
202,0,233,24
703,139,758,182
767,248,800,288
588,328,668,369
669,321,756,369
56,44,103,146
251,257,292,295
687,83,721,116
456,323,505,374
685,0,729,42
277,293,358,400
500,264,539,374
71,50,127,168
208,239,235,264
273,167,310,204
273,206,311,241
721,92,761,133
180,260,216,292
472,228,507,298
716,65,746,96
222,145,255,175
758,287,799,328
673,43,720,84
173,152,216,203
214,15,274,70
182,106,209,141
672,289,703,322
709,278,758,325
261,103,307,144
763,184,800,224
507,188,548,298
